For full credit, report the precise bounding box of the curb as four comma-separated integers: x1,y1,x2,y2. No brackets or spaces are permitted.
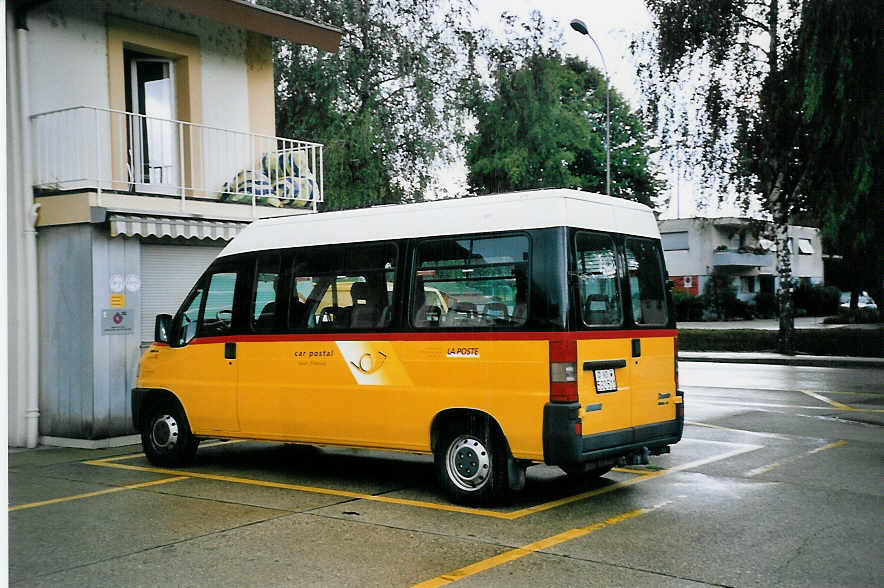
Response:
678,354,884,369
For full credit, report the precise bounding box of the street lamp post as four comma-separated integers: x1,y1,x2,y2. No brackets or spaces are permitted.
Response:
569,18,610,196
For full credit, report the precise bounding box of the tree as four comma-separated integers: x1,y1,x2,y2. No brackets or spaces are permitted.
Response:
636,0,809,353
466,14,665,207
262,0,475,210
788,0,882,317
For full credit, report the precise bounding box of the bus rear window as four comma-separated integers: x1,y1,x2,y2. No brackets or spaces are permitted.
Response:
575,232,622,326
625,238,669,325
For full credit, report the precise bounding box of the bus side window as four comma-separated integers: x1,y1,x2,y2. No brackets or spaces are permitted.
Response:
251,254,282,334
290,243,398,331
412,234,529,329
173,286,205,346
198,271,238,337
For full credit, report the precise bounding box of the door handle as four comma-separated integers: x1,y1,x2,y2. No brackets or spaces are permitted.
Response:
583,359,627,371
224,342,236,360
631,339,641,358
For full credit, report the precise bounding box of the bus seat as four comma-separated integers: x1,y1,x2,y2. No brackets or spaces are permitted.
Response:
511,303,527,325
350,281,382,329
414,305,442,327
585,294,611,325
254,301,277,333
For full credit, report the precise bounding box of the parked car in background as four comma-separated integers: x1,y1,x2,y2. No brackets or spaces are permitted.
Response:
840,291,877,311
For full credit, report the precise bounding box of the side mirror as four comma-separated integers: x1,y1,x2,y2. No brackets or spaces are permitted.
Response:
155,314,172,344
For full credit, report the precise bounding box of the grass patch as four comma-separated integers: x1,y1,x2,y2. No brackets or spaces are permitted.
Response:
678,328,883,357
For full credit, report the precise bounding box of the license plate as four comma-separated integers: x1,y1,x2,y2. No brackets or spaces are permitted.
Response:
593,368,617,392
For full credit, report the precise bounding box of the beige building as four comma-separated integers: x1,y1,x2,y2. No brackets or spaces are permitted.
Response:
658,218,824,301
6,0,341,446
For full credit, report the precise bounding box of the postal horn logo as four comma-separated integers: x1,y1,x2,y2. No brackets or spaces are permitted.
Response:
351,351,387,375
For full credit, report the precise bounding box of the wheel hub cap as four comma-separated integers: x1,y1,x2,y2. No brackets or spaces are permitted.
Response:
446,435,490,491
151,415,179,450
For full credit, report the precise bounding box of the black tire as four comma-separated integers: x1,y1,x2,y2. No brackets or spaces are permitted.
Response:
141,401,199,467
435,419,509,506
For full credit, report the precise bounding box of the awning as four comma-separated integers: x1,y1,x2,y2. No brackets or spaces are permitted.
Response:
109,214,247,241
798,238,815,254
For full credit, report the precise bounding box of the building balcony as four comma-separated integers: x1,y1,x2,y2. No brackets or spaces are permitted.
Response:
30,106,324,222
712,249,774,268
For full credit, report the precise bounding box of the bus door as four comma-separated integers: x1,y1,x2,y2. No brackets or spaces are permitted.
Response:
166,265,241,433
624,238,676,428
573,232,633,439
236,252,292,438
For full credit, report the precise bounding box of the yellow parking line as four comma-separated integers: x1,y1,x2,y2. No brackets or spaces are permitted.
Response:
83,441,760,520
84,459,515,519
411,502,670,587
745,440,847,478
798,390,854,410
9,476,189,512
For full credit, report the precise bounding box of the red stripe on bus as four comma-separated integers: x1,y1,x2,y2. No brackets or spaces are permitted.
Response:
186,329,678,345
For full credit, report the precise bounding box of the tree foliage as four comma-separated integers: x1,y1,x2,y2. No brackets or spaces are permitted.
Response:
262,0,475,210
788,0,882,314
466,14,664,207
636,0,808,352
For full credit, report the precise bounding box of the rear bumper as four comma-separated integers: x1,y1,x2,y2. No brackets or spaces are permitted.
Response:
542,397,684,466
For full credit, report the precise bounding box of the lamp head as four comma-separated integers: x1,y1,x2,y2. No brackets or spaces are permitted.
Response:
570,19,588,35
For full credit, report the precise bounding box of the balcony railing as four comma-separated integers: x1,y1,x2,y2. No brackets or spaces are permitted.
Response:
713,249,774,268
30,106,324,217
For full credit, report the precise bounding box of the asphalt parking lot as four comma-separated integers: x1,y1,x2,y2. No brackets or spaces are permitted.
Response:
8,363,884,587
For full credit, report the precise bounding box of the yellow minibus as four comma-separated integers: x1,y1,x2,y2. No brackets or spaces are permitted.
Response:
134,189,683,504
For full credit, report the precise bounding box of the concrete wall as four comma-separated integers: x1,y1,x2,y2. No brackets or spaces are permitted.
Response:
37,224,95,437
788,225,824,281
37,224,145,438
90,228,143,438
28,0,251,131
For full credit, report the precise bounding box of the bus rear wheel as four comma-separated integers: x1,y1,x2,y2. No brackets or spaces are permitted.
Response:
142,402,199,467
435,422,508,506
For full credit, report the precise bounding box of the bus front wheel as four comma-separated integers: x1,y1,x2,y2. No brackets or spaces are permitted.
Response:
436,423,508,505
142,402,199,467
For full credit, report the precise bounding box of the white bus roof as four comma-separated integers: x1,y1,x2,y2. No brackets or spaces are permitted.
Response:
219,189,659,258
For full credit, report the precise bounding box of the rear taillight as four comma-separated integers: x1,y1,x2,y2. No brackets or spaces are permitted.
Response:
550,339,578,403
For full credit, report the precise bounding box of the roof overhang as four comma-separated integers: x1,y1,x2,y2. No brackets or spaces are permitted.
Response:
109,214,248,241
147,0,342,52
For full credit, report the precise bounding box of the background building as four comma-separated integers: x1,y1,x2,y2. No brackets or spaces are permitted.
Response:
658,217,824,301
6,0,340,447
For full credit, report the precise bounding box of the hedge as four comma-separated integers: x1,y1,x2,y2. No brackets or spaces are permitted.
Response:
678,328,883,357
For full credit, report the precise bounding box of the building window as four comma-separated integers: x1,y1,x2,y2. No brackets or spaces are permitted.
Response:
798,238,814,255
126,51,178,189
661,231,689,251
742,276,755,293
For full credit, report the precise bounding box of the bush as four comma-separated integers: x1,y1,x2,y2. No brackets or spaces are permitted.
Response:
752,292,778,318
678,328,883,357
703,272,745,319
794,282,841,316
823,308,881,324
672,291,704,321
